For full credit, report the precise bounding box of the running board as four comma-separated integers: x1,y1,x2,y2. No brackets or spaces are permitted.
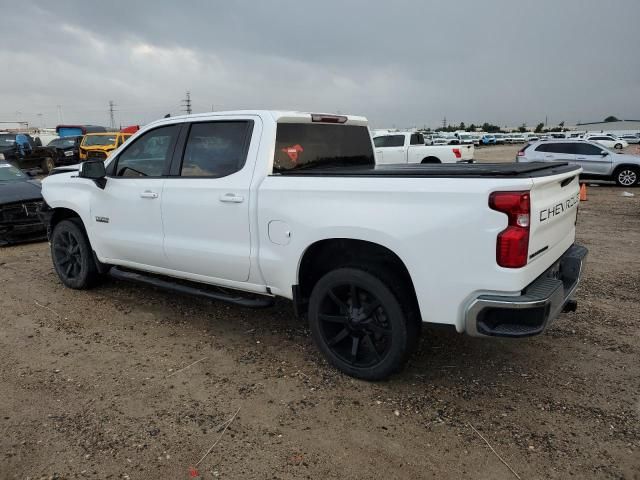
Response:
109,267,274,308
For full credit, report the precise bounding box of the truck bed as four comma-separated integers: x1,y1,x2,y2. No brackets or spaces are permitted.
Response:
278,161,578,178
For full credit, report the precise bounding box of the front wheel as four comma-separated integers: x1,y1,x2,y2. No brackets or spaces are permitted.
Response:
308,268,411,380
614,167,639,187
41,157,55,174
614,143,623,150
51,219,102,289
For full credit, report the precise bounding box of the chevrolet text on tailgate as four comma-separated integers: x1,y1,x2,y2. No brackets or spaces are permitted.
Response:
39,111,587,380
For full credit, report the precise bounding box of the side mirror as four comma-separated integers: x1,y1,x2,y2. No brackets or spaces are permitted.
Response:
600,150,608,156
79,160,107,189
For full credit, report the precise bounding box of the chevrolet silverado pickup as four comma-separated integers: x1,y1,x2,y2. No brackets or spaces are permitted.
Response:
39,111,587,380
373,131,474,164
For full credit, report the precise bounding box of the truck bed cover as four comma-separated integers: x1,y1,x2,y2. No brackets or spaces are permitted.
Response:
278,162,578,178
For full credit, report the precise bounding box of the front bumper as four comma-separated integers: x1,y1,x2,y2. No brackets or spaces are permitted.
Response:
465,244,588,338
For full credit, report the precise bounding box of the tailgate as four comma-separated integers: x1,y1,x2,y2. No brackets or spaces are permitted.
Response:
458,144,474,160
528,168,581,264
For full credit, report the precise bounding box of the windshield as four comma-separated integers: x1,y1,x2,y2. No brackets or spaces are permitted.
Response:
83,135,117,147
273,123,374,173
458,134,471,140
48,137,76,148
0,163,26,181
0,134,17,147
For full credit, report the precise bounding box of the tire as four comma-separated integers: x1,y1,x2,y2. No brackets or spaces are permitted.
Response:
51,219,101,289
41,157,55,174
308,267,413,380
614,143,623,150
614,166,639,187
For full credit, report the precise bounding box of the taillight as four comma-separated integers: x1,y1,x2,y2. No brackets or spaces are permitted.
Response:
517,150,525,157
453,148,462,159
489,191,530,268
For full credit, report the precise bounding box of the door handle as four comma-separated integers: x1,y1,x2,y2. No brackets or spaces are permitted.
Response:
219,193,244,203
140,191,158,199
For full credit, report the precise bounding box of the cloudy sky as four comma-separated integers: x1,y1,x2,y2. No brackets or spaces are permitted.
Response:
1,0,638,130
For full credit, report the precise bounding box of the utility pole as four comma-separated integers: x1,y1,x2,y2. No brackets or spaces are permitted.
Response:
37,113,43,128
182,91,192,115
57,105,63,124
108,100,116,130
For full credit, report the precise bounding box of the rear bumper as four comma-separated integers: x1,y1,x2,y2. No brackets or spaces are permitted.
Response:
465,244,588,338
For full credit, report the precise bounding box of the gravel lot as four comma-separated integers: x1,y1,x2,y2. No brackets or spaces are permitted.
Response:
1,146,639,479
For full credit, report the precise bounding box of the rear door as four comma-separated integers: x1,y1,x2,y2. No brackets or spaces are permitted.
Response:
574,142,612,175
373,135,407,164
161,118,258,282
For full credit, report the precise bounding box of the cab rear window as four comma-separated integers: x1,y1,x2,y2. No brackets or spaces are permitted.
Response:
273,123,374,173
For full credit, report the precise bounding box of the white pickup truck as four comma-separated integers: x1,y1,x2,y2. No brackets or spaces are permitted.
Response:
39,111,587,380
373,131,474,164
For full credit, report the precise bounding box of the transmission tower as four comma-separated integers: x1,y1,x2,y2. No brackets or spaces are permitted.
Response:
108,100,116,129
442,116,447,129
182,91,192,115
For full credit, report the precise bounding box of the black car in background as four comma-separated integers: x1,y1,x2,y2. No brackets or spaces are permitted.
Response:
0,162,46,246
47,135,83,164
0,133,60,173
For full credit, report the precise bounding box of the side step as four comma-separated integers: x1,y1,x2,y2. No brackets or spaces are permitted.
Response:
109,267,274,308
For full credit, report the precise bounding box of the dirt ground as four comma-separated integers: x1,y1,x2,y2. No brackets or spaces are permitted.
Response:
1,147,639,479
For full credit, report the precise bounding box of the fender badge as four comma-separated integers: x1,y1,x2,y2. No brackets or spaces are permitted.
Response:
95,216,109,223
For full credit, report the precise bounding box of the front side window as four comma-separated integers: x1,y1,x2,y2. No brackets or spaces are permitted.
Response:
373,135,405,148
114,125,180,177
180,121,252,177
577,143,605,155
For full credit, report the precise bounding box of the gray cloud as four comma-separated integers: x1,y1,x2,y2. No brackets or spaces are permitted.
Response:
1,0,639,129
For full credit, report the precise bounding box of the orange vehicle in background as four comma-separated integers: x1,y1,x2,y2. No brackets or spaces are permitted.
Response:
79,132,132,161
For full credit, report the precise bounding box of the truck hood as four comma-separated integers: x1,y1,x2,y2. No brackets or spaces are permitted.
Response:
0,180,42,204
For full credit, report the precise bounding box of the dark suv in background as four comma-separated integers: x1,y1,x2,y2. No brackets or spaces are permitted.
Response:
517,139,640,187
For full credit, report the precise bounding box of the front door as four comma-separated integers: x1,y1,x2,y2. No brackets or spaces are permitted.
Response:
90,124,181,268
574,142,613,175
161,119,257,282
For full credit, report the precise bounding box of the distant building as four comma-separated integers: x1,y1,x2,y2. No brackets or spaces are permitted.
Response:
571,119,640,135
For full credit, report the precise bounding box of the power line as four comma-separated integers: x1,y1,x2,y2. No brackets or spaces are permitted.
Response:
181,91,192,115
108,100,116,129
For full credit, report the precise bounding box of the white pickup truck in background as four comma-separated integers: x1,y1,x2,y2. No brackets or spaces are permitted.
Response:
373,131,474,164
39,111,586,380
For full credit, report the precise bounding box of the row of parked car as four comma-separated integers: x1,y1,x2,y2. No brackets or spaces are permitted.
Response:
422,131,640,148
0,125,137,175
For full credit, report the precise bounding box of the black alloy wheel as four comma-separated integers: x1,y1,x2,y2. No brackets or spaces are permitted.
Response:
51,219,101,289
308,268,411,380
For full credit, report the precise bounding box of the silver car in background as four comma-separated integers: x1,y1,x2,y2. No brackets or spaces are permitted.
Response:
517,139,640,186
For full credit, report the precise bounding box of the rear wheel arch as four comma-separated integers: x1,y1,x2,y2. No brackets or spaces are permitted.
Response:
296,238,421,322
421,156,441,164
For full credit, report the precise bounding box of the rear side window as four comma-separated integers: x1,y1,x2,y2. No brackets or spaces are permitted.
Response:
410,133,424,145
180,121,253,177
535,144,550,152
273,124,374,173
373,135,405,148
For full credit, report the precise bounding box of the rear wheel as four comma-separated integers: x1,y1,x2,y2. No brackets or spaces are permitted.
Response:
614,167,638,187
308,267,412,380
51,219,102,289
41,157,55,174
